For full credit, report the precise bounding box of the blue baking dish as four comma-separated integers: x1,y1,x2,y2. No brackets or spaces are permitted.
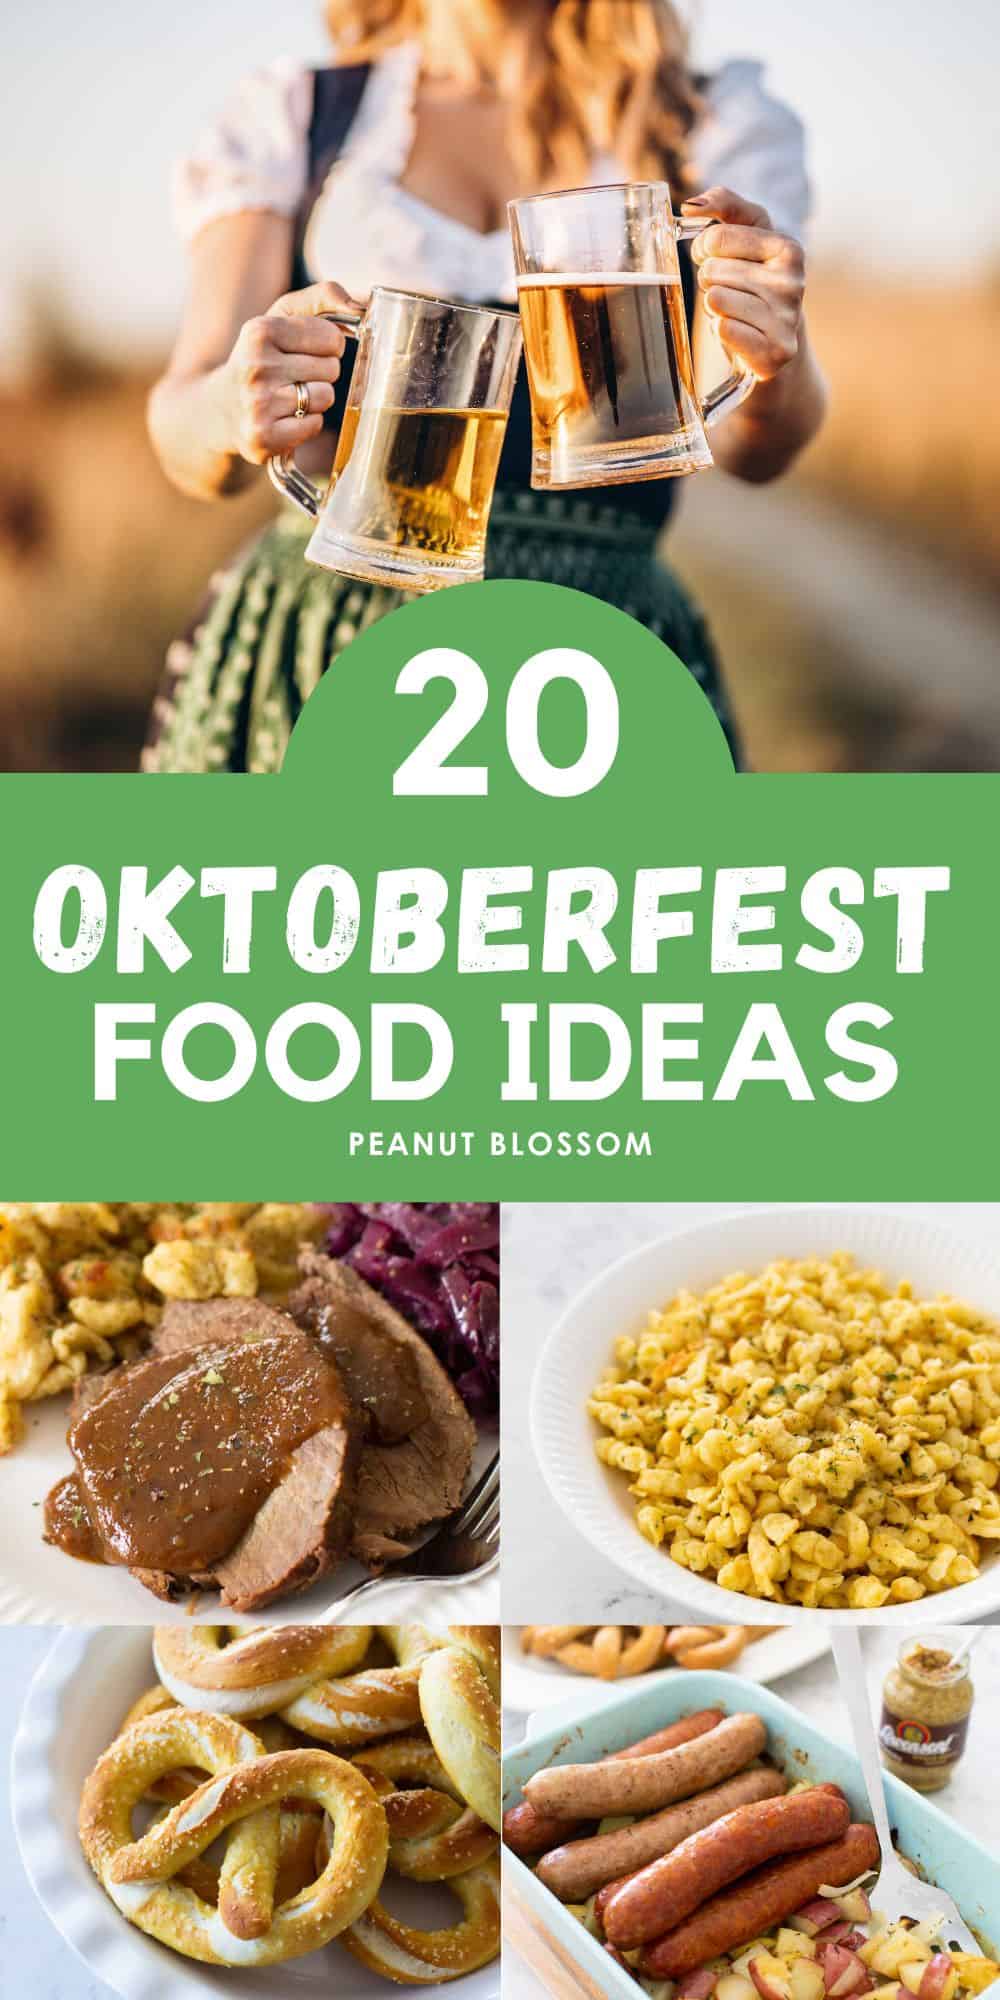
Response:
502,1671,999,1998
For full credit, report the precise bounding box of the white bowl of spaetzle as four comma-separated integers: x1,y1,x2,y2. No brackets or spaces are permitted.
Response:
530,1205,1000,1626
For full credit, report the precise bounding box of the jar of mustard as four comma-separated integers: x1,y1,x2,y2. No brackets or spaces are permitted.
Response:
879,1635,974,1792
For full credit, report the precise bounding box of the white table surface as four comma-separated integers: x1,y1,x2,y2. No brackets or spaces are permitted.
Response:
503,1622,1000,2000
500,1200,1000,1622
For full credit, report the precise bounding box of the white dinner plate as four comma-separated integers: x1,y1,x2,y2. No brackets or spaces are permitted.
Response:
12,1627,500,2000
530,1205,1000,1626
500,1622,829,1715
0,1401,497,1625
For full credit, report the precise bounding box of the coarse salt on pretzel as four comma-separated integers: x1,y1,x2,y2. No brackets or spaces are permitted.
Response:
340,1855,500,1984
418,1644,500,1833
447,1626,501,1701
153,1624,371,1719
280,1624,442,1748
352,1735,497,1880
80,1710,387,1967
169,1805,322,1912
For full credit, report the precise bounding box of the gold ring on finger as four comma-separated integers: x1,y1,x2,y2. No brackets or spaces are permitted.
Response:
293,381,310,420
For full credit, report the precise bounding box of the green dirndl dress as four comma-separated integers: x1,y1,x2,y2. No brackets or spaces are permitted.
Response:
142,489,737,774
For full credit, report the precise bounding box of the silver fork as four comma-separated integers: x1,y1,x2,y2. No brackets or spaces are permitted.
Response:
831,1629,981,1953
317,1452,499,1617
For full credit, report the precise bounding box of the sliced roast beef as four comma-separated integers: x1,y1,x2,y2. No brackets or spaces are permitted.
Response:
45,1325,360,1608
211,1422,361,1610
291,1249,475,1567
151,1295,299,1358
289,1253,429,1443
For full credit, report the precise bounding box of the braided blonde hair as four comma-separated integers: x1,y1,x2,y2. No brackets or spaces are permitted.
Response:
324,1,701,195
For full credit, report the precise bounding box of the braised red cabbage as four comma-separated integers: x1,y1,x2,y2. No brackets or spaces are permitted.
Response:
317,1203,499,1417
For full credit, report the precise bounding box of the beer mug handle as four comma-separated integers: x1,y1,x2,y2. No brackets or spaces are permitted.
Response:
266,308,364,514
676,218,756,428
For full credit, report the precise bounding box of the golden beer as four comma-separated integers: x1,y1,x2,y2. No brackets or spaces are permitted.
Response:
330,404,508,585
516,270,710,489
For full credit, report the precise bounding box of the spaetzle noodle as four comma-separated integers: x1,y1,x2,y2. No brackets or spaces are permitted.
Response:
588,1252,1000,1608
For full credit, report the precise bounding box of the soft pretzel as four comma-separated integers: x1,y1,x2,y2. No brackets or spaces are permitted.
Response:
115,1685,314,1808
79,1709,387,1967
522,1624,667,1680
172,1806,321,1911
664,1624,750,1669
352,1736,497,1880
153,1625,371,1719
446,1627,500,1702
118,1683,177,1733
340,1856,500,1985
418,1644,500,1833
562,1626,666,1680
521,1626,590,1657
280,1625,442,1748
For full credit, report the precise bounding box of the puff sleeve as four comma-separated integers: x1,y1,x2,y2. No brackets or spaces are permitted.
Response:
690,60,811,241
172,59,313,243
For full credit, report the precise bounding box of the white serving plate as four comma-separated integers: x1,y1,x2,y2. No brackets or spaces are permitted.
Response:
13,1628,500,2000
501,1622,828,1715
0,1405,497,1625
531,1205,1000,1626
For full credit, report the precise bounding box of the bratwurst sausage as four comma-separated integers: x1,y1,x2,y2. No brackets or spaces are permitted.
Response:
523,1712,767,1820
537,1766,785,1902
603,1784,849,1946
502,1710,724,1857
638,1822,881,1977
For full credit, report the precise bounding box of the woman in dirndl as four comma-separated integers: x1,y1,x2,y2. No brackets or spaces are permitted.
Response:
145,0,826,773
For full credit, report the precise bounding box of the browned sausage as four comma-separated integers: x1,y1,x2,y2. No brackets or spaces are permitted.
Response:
603,1784,850,1946
538,1766,785,1902
638,1823,881,1977
523,1712,767,1820
502,1710,724,1857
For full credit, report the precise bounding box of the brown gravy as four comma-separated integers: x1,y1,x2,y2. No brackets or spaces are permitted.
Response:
44,1471,104,1562
45,1334,348,1574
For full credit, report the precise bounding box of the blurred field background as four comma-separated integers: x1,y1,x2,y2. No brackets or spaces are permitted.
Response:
1,1,998,772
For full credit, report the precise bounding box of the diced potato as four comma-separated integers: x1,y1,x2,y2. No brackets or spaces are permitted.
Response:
951,1958,1000,1996
777,1934,818,1963
866,1937,928,1980
788,1960,825,2000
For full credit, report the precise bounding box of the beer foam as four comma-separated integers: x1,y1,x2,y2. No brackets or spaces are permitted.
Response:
516,269,680,287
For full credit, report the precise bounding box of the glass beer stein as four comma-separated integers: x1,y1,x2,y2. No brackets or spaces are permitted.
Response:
269,288,522,592
508,182,754,489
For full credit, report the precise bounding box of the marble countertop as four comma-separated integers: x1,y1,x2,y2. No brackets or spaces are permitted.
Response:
503,1622,1000,2000
500,1200,1000,1622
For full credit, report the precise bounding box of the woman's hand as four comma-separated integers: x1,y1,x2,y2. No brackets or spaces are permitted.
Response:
682,185,805,381
679,185,825,481
222,280,361,465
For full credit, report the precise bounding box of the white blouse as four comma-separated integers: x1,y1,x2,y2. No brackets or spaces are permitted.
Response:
174,42,810,303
